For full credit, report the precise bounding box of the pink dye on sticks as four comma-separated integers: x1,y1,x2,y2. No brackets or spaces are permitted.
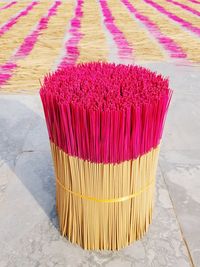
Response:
0,1,38,37
165,0,200,17
186,0,200,4
0,1,61,87
59,0,84,67
16,1,61,57
99,0,132,60
40,62,172,164
0,1,17,11
144,0,200,37
121,0,186,59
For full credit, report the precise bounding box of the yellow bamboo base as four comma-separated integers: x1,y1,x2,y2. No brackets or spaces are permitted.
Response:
50,142,160,250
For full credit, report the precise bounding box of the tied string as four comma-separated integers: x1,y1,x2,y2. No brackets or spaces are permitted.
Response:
56,178,155,203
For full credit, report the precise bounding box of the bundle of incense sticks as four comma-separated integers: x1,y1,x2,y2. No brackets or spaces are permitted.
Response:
40,62,172,250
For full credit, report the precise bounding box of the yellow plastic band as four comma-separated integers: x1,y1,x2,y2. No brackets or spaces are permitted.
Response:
56,178,154,203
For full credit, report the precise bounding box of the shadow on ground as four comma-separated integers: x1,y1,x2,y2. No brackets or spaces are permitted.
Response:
0,97,59,230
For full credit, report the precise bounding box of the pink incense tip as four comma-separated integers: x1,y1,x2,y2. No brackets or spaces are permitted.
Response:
40,62,172,164
41,62,170,111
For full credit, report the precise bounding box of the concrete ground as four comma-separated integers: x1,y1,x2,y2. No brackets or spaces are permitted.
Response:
0,62,200,267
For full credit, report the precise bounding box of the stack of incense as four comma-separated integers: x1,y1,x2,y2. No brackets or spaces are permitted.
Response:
40,62,172,250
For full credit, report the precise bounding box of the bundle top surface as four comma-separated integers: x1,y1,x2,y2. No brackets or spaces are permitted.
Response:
40,62,170,111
